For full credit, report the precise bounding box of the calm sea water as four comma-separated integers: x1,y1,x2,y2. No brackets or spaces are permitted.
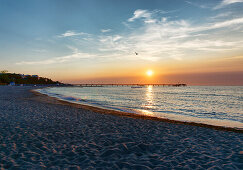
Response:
37,86,243,129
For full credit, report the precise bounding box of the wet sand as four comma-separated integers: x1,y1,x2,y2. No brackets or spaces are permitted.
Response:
33,89,243,133
0,86,242,169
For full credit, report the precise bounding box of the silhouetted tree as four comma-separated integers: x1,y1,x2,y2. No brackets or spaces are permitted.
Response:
0,73,61,85
0,70,8,74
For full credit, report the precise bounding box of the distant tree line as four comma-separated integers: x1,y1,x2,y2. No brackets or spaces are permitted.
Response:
0,71,61,85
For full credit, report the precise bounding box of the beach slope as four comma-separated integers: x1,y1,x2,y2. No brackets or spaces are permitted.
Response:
0,86,242,169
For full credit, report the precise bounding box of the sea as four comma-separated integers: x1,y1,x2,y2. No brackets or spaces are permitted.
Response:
37,86,243,129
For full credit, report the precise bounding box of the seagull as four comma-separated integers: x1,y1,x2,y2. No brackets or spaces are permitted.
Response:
135,52,138,55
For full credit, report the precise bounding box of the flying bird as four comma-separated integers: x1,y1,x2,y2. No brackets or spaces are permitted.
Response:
135,52,138,55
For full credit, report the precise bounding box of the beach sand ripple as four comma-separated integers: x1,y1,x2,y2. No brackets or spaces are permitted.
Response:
0,86,242,169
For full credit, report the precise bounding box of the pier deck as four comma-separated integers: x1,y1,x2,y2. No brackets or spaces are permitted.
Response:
74,84,187,87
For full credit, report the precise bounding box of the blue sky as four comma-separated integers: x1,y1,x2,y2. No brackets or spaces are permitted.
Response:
0,0,243,84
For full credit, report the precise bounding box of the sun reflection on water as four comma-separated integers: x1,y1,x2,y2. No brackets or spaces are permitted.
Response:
143,85,154,110
139,85,155,116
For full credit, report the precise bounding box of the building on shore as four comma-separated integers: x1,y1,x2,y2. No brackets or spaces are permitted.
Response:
9,82,15,86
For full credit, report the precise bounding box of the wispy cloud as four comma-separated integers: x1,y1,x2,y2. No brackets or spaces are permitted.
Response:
185,1,209,9
16,52,96,65
127,9,176,25
17,9,243,65
195,17,243,31
101,29,111,33
32,49,47,53
128,9,151,22
214,0,243,9
209,12,233,20
58,30,89,37
99,15,243,60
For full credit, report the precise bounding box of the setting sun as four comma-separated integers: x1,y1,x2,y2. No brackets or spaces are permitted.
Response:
146,70,153,76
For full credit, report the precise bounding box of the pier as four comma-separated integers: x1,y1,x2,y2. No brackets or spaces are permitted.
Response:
74,84,187,87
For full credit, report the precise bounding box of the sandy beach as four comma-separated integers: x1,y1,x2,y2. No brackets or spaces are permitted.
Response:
0,86,242,169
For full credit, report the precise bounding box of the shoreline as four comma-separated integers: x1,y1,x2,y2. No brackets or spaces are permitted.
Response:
32,89,243,133
1,86,242,169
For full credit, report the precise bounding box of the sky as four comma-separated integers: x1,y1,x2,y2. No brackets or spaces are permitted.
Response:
0,0,243,85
